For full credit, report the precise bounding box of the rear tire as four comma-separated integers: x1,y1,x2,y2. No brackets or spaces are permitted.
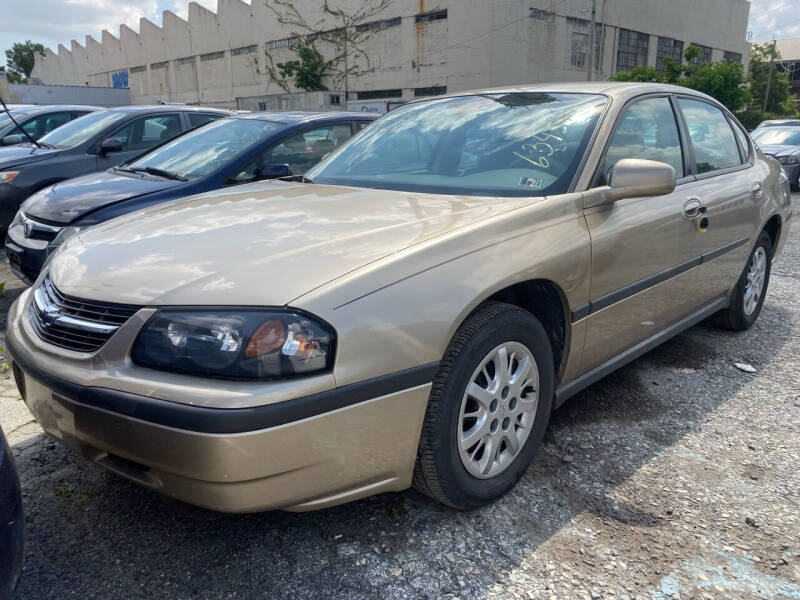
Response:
413,302,554,509
713,231,772,331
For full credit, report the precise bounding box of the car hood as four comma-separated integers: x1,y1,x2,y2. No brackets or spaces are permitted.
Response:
49,181,528,306
759,144,800,157
23,170,182,224
0,144,61,168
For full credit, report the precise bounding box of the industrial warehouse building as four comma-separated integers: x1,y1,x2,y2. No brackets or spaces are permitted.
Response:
30,0,751,111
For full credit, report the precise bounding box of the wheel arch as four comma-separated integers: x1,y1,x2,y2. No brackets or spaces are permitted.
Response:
762,213,782,253
467,279,571,384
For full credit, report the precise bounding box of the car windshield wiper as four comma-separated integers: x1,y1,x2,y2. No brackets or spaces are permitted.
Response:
280,175,314,183
130,166,188,182
36,141,57,149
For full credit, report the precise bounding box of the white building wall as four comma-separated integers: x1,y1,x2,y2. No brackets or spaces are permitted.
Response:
31,0,751,109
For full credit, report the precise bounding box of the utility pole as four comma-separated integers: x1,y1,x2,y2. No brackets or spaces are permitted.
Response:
762,38,776,112
586,0,597,81
343,21,349,108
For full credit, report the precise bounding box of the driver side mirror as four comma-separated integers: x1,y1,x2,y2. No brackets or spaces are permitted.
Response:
98,138,123,156
583,158,676,208
259,163,292,179
2,134,23,146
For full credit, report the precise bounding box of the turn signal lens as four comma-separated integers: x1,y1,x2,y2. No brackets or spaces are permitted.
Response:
245,319,285,358
0,171,20,184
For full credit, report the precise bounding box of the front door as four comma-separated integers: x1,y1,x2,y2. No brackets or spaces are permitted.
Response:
580,95,704,372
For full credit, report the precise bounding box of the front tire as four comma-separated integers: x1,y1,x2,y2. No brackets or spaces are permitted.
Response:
413,303,554,509
713,231,772,331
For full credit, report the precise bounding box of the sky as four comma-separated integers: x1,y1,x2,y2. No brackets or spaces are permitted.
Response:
1,0,798,69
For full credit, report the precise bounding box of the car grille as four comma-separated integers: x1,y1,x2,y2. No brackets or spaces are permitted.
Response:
28,275,141,353
20,213,62,242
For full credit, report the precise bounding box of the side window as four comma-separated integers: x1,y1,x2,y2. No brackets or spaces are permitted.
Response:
227,156,261,185
266,124,354,175
41,112,73,135
107,113,182,152
677,99,741,174
189,113,222,129
354,121,372,132
730,120,751,162
604,97,684,178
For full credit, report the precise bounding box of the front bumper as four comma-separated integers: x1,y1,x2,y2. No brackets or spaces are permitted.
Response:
5,218,49,284
782,162,800,187
0,430,24,598
7,290,433,513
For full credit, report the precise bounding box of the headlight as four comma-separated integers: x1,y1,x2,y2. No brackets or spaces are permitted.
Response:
778,156,799,165
0,171,20,184
132,309,335,380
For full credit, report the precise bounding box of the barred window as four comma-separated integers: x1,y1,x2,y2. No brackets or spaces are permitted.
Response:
414,86,446,97
692,44,713,64
415,9,447,23
723,50,742,64
200,51,225,62
150,61,169,70
266,37,300,50
175,56,195,66
656,37,683,72
567,16,589,28
355,16,401,33
529,8,554,21
616,29,649,72
357,89,402,100
571,32,588,68
231,45,257,56
129,65,146,74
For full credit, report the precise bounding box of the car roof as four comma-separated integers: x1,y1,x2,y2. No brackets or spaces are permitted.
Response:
13,104,103,114
231,111,378,124
758,119,800,126
99,105,233,114
411,81,718,106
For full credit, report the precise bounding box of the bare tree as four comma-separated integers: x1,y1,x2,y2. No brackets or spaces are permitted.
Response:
264,0,392,98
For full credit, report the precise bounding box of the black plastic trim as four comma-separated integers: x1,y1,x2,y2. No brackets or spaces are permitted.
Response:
556,295,729,407
571,236,748,323
7,333,438,434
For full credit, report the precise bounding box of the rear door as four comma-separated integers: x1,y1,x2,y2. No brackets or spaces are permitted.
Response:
263,122,355,176
674,97,760,301
581,95,705,371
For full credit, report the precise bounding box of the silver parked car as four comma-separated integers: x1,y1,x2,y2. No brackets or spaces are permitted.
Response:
7,83,792,512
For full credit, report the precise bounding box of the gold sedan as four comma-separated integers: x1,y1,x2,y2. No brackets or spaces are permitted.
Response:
6,83,792,512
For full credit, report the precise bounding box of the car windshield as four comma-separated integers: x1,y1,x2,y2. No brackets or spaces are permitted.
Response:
0,110,31,132
39,110,128,148
307,92,608,197
126,118,284,180
752,127,800,146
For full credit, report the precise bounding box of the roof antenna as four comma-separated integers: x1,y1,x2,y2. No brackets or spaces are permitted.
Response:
0,68,42,148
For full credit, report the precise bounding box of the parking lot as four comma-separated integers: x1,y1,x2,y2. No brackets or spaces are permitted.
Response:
0,195,798,600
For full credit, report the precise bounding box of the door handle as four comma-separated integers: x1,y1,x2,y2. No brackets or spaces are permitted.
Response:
752,181,763,198
682,198,706,219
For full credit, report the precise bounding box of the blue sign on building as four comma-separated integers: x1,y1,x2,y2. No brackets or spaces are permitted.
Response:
111,70,129,89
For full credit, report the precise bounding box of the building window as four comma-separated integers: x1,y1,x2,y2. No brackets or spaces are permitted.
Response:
415,9,447,23
357,89,402,100
529,8,554,21
355,16,401,33
231,45,257,56
258,102,267,111
200,51,225,62
414,86,447,96
328,94,342,105
571,32,588,68
691,44,713,64
175,56,195,66
723,50,742,64
129,65,146,74
266,37,300,50
616,29,649,72
150,61,168,70
656,37,683,72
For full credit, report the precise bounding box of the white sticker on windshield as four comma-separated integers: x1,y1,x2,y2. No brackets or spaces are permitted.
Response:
519,177,544,189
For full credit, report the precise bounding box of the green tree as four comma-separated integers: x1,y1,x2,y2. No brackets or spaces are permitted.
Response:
748,43,797,115
611,45,751,112
277,44,328,91
4,40,45,83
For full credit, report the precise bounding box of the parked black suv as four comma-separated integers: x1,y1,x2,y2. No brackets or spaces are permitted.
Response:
0,105,231,231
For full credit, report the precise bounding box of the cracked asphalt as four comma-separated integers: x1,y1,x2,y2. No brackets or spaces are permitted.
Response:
1,195,799,600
